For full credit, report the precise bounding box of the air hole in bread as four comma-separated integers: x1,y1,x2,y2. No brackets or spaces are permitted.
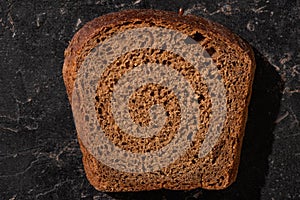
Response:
133,20,143,24
122,22,131,26
211,154,217,165
104,27,112,32
198,94,205,103
206,47,216,56
191,32,205,42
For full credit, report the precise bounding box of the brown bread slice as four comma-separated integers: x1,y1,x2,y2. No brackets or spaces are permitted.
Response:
62,9,255,191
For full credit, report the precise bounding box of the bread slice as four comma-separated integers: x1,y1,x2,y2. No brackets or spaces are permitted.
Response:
62,9,255,191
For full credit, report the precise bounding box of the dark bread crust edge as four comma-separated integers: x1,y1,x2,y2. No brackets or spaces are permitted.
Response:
62,9,256,191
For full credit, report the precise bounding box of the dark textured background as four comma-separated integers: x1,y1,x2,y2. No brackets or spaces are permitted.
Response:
0,0,299,199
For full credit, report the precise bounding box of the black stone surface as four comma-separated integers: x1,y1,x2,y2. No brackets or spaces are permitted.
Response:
0,0,299,199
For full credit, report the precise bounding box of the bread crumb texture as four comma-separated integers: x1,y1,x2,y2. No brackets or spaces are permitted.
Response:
63,9,255,191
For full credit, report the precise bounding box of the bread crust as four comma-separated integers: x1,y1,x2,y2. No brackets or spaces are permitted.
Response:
63,9,255,191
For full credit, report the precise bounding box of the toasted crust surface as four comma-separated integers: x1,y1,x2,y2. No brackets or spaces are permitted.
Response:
63,9,255,192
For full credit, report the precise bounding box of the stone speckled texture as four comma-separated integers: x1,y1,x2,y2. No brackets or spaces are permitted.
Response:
0,0,299,199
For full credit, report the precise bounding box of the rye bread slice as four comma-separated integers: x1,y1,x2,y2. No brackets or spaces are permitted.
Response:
62,9,255,191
